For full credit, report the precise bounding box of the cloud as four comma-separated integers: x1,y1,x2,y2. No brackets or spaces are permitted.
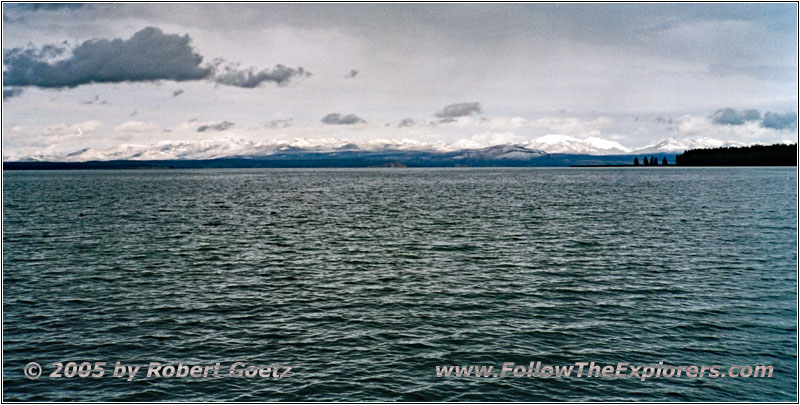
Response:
435,102,482,120
197,121,234,132
172,89,184,97
345,69,359,79
3,88,23,99
268,119,293,129
711,108,795,130
397,118,417,127
761,112,797,130
113,121,159,133
2,27,310,89
711,108,761,125
3,27,213,88
213,64,311,88
5,3,87,12
321,113,365,125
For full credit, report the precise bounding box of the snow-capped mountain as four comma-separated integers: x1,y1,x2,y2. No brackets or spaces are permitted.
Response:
451,144,546,160
522,135,632,155
633,137,747,154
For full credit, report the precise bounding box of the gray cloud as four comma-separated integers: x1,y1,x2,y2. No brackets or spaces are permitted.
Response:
5,3,88,12
397,118,416,127
3,3,88,22
321,113,365,125
214,64,311,88
3,27,212,88
345,69,359,79
712,108,796,130
268,118,293,128
2,27,310,90
435,101,482,120
172,89,184,97
711,108,761,125
2,88,23,99
197,121,234,132
761,112,797,130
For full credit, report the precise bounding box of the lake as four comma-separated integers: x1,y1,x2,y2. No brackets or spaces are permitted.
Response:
2,167,796,401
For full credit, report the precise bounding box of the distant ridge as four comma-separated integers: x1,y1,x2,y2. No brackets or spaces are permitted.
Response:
3,148,676,170
5,135,780,163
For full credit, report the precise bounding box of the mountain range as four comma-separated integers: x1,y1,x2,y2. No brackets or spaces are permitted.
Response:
7,135,774,163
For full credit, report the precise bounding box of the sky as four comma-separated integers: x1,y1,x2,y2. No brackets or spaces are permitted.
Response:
1,3,798,159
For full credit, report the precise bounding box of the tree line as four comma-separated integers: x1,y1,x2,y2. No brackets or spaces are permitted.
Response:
675,144,797,166
633,156,668,166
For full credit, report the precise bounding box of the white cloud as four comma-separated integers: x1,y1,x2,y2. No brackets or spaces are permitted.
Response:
113,120,160,133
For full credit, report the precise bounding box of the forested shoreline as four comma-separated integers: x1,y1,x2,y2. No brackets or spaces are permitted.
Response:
675,144,796,166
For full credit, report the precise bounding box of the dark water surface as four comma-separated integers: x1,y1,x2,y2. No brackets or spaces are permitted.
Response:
3,168,797,401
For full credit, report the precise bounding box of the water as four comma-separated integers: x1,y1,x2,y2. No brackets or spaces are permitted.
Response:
2,167,796,401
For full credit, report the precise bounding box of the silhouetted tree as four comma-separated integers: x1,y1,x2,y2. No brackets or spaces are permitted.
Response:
633,157,640,166
662,157,668,166
652,156,658,165
643,156,649,166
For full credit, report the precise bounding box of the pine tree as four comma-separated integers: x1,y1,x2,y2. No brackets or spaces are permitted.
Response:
633,157,640,166
643,156,649,166
662,157,668,166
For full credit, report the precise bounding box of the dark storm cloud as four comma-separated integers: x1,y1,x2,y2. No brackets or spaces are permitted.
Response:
711,108,761,125
345,69,359,79
172,89,184,97
761,112,797,130
435,102,482,120
214,64,311,88
2,88,23,99
197,121,235,132
321,113,365,125
2,27,310,89
3,27,212,88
